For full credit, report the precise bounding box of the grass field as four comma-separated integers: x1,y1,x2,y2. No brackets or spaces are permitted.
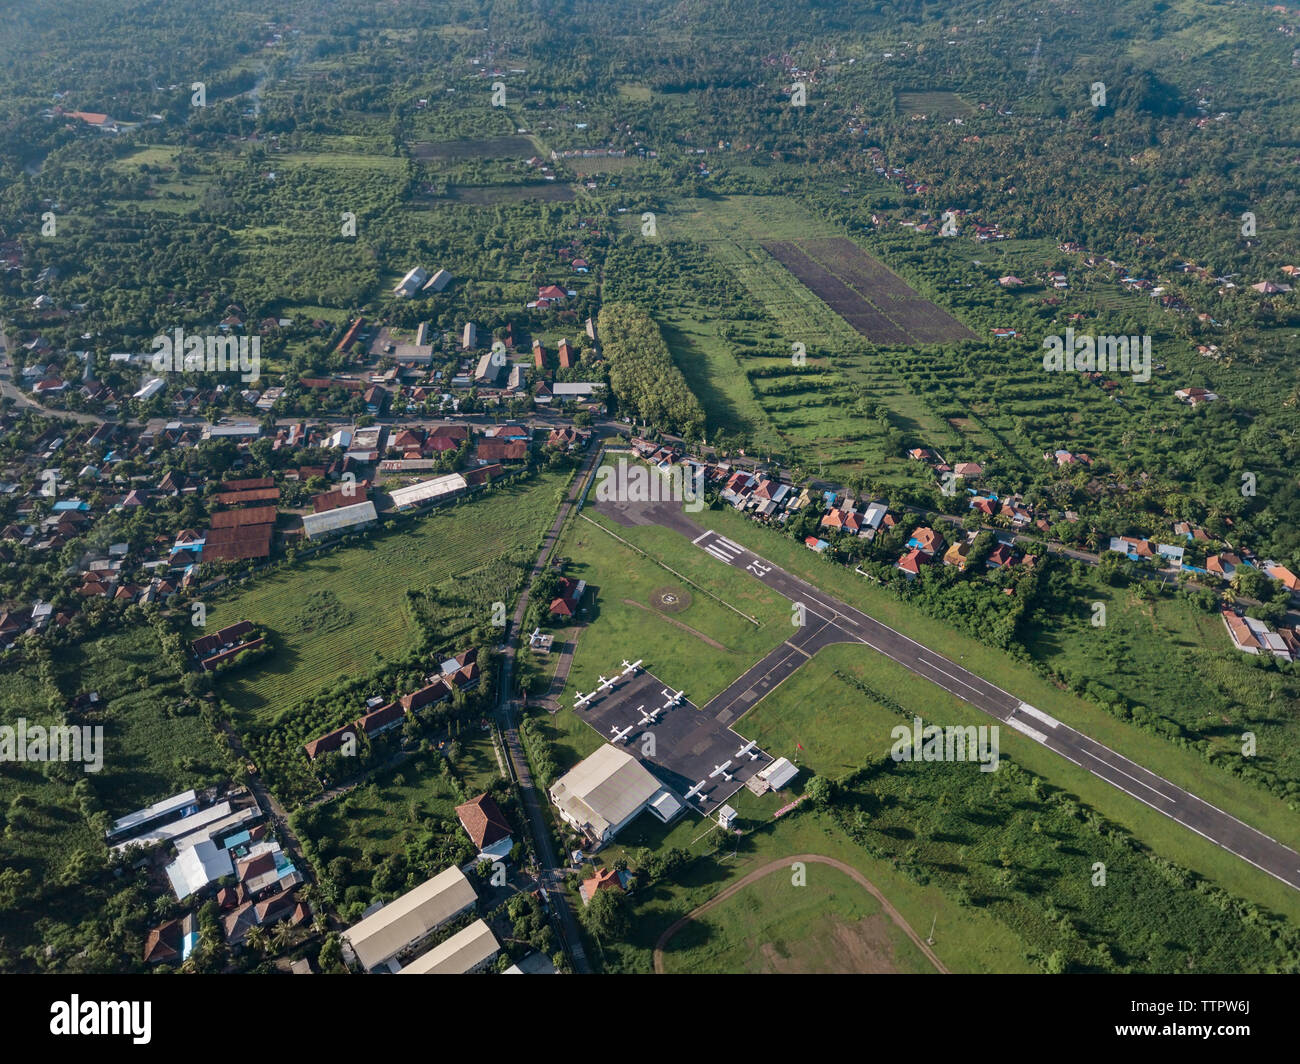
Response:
699,637,1300,972
655,312,786,455
558,513,795,704
659,863,935,973
576,782,1033,974
532,510,798,778
209,473,569,729
0,624,227,957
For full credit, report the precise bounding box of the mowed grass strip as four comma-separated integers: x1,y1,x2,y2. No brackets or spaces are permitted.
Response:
559,512,795,707
209,473,568,727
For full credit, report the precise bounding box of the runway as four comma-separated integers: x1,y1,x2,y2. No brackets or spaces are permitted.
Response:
596,497,1300,892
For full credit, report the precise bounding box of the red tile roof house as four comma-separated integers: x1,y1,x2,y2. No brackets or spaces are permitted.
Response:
724,471,753,495
143,919,182,964
476,439,528,462
897,548,931,577
986,543,1017,568
579,866,626,904
550,576,587,617
547,426,582,450
391,429,425,451
907,526,945,554
821,508,863,534
304,724,358,760
400,679,452,713
1205,553,1240,578
1221,610,1260,654
356,701,405,738
313,482,370,513
450,660,480,690
454,793,514,857
1265,564,1300,594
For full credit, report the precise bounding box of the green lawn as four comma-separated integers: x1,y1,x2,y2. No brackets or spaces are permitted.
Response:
578,787,1032,974
659,863,935,973
210,473,569,728
557,513,795,707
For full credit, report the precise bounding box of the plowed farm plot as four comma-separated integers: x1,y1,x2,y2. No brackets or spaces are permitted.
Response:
761,237,975,345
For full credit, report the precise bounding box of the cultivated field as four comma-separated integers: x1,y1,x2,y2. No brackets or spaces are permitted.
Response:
610,196,969,481
762,237,977,345
896,90,976,119
442,182,576,204
411,134,539,162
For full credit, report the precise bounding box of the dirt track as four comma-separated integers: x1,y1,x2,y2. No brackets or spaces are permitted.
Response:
652,853,949,974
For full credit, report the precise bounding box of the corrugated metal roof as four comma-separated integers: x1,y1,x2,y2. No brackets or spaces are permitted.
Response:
344,866,477,971
398,919,498,974
388,474,467,509
301,500,378,538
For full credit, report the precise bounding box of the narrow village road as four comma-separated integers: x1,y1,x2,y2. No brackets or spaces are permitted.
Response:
492,437,605,973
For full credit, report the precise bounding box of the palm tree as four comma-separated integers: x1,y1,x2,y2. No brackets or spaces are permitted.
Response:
244,926,267,956
270,921,294,952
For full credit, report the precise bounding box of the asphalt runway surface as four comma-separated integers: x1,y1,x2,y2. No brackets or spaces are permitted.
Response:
594,497,1300,892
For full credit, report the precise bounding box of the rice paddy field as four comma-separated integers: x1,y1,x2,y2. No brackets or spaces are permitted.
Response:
896,90,976,119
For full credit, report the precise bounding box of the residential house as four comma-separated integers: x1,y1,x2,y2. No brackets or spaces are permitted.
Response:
454,793,514,859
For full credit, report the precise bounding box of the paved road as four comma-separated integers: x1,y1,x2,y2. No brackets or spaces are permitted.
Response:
652,854,948,974
536,625,582,713
600,500,1300,894
0,329,109,426
493,439,604,974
